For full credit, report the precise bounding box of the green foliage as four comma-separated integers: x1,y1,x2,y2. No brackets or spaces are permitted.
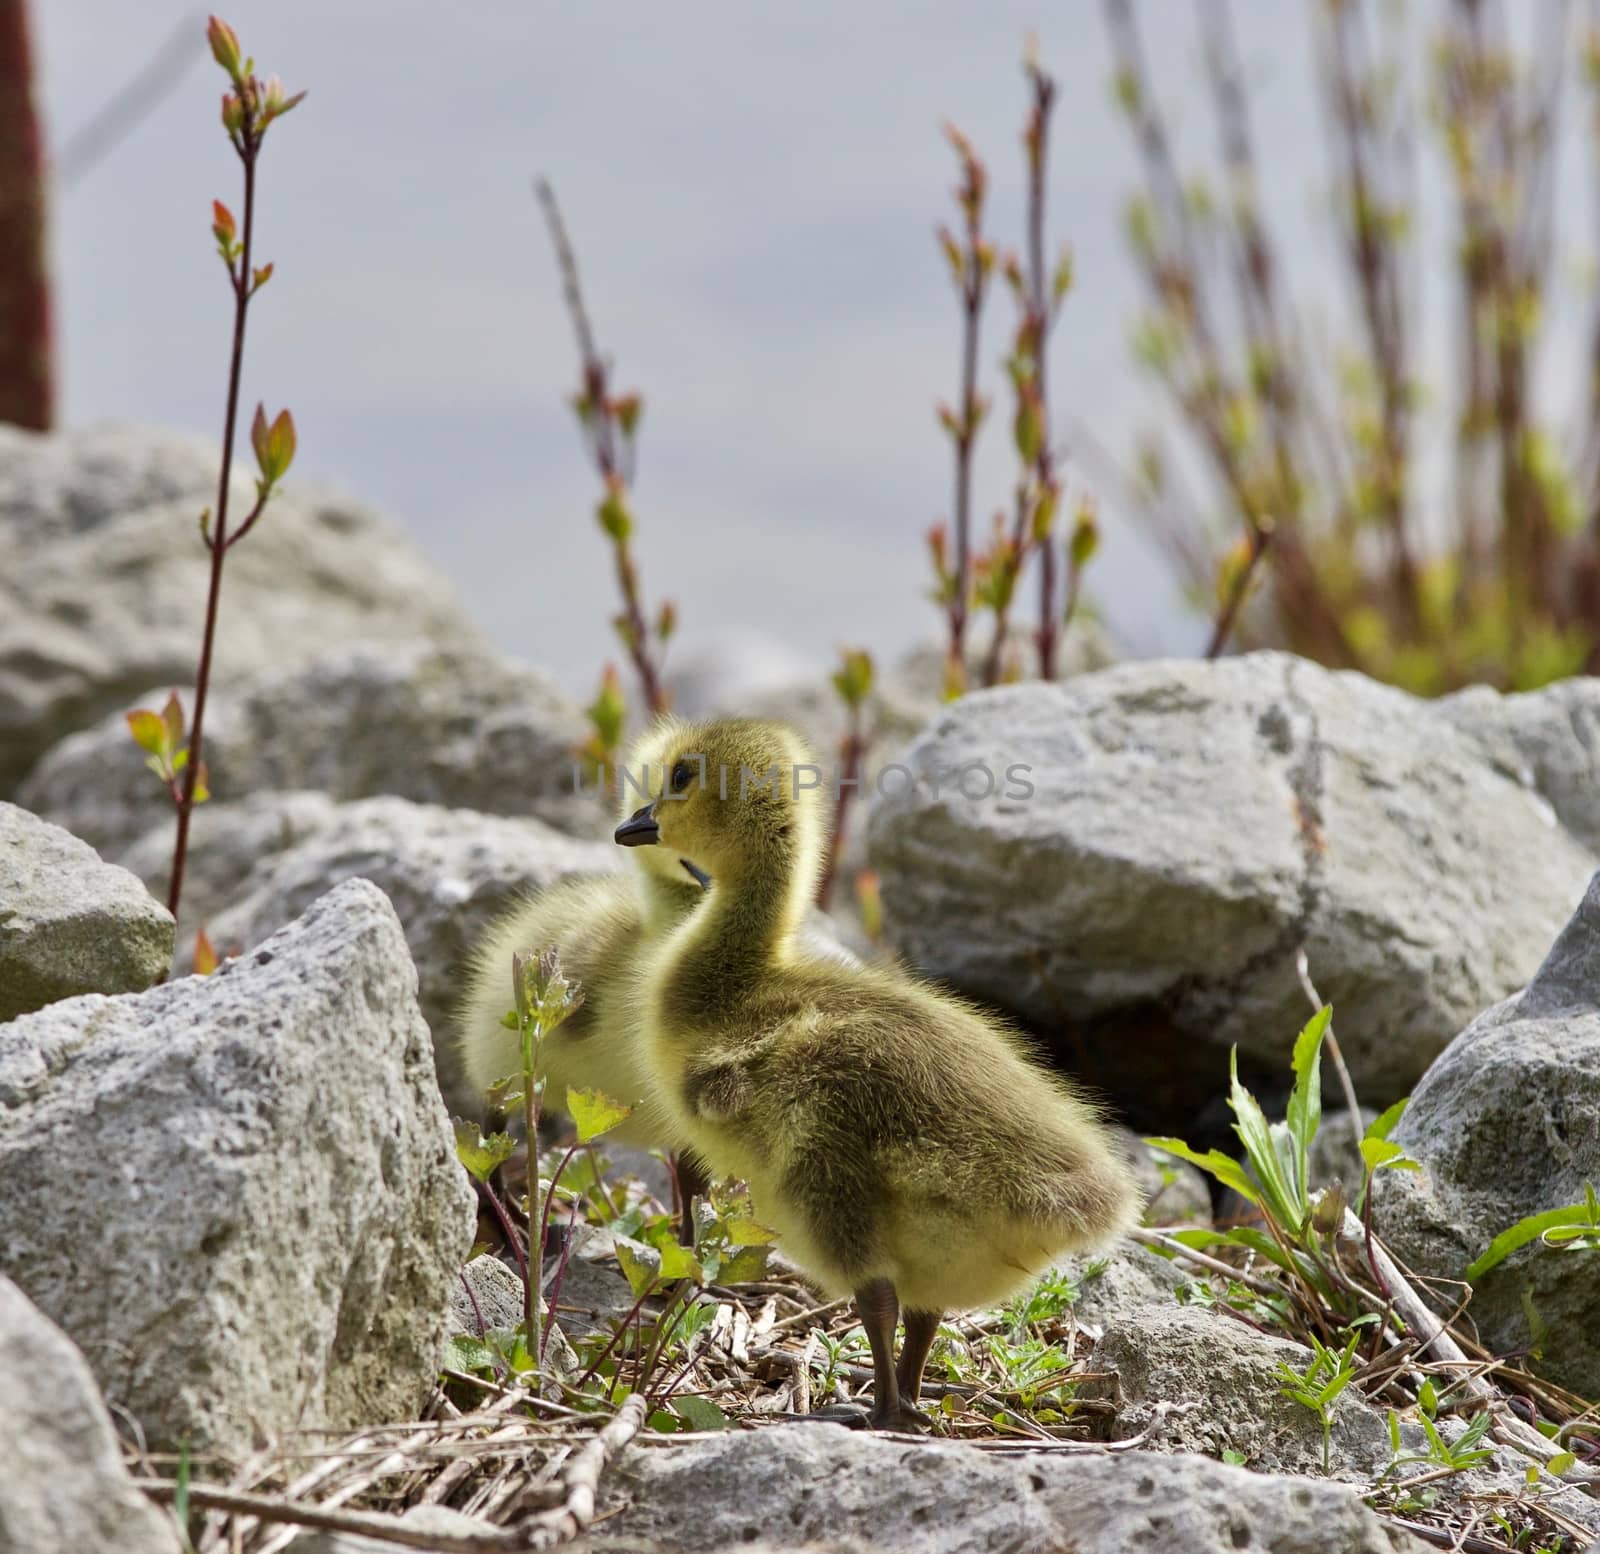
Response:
1379,1403,1496,1484
1276,1330,1360,1475
1148,1006,1332,1239
1107,1,1600,693
452,1119,516,1184
577,664,627,785
567,1086,633,1144
1002,1262,1083,1332
125,691,209,803
1466,1183,1600,1283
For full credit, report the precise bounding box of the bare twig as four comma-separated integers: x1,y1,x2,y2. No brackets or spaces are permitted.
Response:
138,1480,519,1552
1204,523,1273,659
1294,947,1364,1157
522,1392,648,1549
534,178,669,715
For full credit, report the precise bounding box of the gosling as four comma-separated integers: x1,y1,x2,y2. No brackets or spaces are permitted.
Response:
456,718,706,1151
618,718,1141,1432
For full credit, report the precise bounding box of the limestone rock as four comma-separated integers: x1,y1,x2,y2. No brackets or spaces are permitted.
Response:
0,421,481,795
197,798,618,1113
1439,677,1600,854
867,654,1593,1097
0,1275,179,1554
603,1423,1426,1554
0,802,173,1019
0,880,475,1455
1085,1303,1390,1480
18,641,601,863
449,1254,525,1335
1376,873,1600,1399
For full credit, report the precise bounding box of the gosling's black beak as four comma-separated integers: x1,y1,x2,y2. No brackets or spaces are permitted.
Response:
614,803,660,847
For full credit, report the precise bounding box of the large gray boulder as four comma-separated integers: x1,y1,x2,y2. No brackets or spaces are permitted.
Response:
18,640,601,863
0,1275,178,1554
1439,677,1600,854
0,879,475,1455
0,422,482,795
602,1424,1426,1554
868,654,1593,1096
1376,873,1600,1399
0,802,173,1019
196,797,618,1112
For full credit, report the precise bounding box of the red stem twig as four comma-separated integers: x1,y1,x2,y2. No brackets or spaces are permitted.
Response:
166,147,257,923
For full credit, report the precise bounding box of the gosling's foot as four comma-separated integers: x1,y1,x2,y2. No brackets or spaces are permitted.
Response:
802,1400,932,1433
803,1402,871,1429
868,1400,933,1434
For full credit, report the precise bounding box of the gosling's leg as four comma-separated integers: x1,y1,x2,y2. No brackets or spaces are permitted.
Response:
896,1307,942,1416
672,1151,710,1246
856,1279,930,1433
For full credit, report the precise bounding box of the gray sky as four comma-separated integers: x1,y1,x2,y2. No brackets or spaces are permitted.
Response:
40,3,1345,694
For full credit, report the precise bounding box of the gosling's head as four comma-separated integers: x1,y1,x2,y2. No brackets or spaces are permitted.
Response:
614,716,709,893
614,718,825,891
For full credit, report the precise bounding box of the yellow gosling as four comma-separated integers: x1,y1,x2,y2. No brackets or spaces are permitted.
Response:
455,717,703,1150
619,718,1141,1432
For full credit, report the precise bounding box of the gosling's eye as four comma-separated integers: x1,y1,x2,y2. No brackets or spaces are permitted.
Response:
670,760,694,794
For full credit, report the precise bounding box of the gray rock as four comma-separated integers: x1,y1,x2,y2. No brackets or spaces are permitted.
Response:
1055,1243,1186,1331
0,879,475,1455
550,1232,643,1345
449,1254,525,1335
603,1423,1426,1554
117,790,340,933
19,641,602,864
0,422,482,795
1086,1303,1390,1481
0,803,173,1019
198,797,619,1114
1439,677,1600,854
867,654,1593,1096
1375,873,1600,1399
0,1274,179,1554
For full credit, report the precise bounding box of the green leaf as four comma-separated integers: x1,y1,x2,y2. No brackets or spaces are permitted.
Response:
1364,1097,1409,1144
615,1240,662,1298
1285,1006,1331,1201
1466,1199,1600,1283
442,1333,494,1374
1418,1379,1438,1419
723,1214,777,1247
671,1395,730,1432
125,709,168,757
452,1119,517,1183
1547,1451,1577,1475
648,1408,682,1434
1360,1138,1417,1172
1220,1448,1248,1467
1229,1048,1302,1231
1144,1136,1261,1208
718,1245,771,1285
567,1086,634,1144
656,1242,702,1284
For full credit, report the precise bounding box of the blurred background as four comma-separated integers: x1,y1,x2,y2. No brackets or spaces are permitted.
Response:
25,1,1600,700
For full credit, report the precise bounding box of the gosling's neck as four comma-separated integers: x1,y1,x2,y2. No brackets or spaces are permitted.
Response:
658,842,811,1023
638,871,700,938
